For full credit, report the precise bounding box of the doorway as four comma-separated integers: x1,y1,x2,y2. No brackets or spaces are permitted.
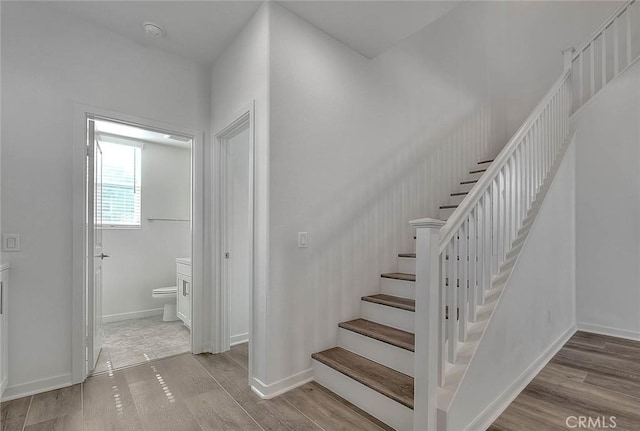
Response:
72,107,204,382
214,105,255,374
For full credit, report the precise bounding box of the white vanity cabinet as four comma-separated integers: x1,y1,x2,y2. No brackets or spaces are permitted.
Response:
0,264,9,397
176,258,191,328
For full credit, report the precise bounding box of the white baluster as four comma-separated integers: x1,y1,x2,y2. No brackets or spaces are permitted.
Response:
469,209,478,321
491,180,499,274
447,239,458,362
590,41,596,98
602,29,608,89
614,18,620,74
483,191,492,295
627,8,632,66
459,220,468,342
579,51,585,106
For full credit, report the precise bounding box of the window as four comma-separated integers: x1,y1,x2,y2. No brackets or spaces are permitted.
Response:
98,141,142,228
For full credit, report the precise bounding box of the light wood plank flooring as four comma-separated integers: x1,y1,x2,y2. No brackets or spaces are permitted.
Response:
490,331,640,430
1,343,392,431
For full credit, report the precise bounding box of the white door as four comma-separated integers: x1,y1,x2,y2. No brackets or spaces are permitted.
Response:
223,125,251,348
87,119,105,372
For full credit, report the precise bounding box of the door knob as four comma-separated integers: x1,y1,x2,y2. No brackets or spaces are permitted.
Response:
96,253,110,259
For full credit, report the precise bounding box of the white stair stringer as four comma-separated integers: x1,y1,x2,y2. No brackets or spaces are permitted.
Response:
312,360,414,431
435,131,575,420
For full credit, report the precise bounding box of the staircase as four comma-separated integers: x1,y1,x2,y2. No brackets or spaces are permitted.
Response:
311,2,638,430
311,159,496,431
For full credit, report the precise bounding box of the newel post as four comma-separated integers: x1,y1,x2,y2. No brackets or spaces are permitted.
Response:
410,218,446,431
562,46,575,73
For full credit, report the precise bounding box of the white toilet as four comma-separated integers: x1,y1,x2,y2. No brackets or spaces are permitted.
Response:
152,286,178,321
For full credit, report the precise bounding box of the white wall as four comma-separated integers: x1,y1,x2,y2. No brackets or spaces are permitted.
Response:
447,138,577,431
209,3,270,385
504,1,622,136
574,61,640,339
267,1,509,386
1,2,209,396
102,143,191,321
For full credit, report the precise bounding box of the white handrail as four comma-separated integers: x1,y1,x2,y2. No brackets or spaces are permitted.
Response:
438,70,571,252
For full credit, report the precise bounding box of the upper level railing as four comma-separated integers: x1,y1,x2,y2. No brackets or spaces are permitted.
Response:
571,0,638,112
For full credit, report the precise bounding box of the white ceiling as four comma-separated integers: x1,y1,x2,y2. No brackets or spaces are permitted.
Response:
279,1,460,59
47,1,459,64
48,1,263,65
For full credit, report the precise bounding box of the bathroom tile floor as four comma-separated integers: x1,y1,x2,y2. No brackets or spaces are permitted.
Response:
94,315,190,373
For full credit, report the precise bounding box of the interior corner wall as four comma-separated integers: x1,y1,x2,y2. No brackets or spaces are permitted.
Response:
102,144,191,321
1,1,210,395
266,1,509,386
504,1,623,136
209,2,270,384
447,137,577,431
574,61,640,339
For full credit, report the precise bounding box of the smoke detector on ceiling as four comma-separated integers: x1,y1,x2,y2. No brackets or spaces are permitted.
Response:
143,21,165,39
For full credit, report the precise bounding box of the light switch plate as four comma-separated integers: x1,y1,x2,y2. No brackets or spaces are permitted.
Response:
2,234,21,252
298,232,308,248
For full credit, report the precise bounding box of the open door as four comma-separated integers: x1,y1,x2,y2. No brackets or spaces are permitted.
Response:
87,118,105,372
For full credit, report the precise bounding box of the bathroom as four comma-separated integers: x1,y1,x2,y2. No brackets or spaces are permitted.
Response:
93,119,192,372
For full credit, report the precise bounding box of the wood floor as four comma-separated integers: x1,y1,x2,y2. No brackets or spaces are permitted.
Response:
3,332,640,430
490,331,640,430
0,343,392,431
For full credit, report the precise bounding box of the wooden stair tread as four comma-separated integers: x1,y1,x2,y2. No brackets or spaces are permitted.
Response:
469,168,487,174
478,159,494,164
362,294,415,312
339,319,414,351
381,272,415,282
312,347,414,409
398,253,416,258
460,179,478,185
450,191,468,196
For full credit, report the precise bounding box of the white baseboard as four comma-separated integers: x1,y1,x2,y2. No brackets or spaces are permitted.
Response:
250,368,314,399
1,376,7,398
465,324,577,431
577,322,640,341
102,308,164,323
230,333,249,346
2,373,72,402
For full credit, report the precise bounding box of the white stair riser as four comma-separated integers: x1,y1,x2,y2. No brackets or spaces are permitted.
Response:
448,194,467,206
361,301,414,332
381,277,415,300
439,207,456,220
467,170,486,181
397,257,415,274
313,360,413,431
338,328,414,377
457,182,477,193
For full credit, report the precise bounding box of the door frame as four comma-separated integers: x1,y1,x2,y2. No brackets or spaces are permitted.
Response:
71,104,205,383
213,102,255,378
